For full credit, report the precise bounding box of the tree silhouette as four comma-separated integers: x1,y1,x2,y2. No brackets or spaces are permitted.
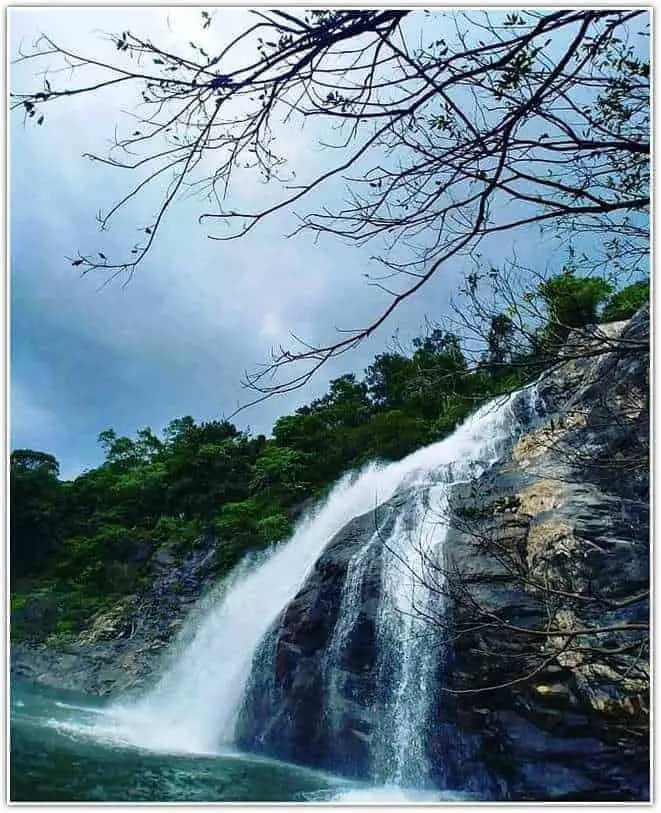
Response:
12,9,649,401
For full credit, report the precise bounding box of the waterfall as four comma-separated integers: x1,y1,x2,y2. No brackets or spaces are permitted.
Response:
373,491,451,788
89,461,411,754
323,532,380,742
88,385,540,775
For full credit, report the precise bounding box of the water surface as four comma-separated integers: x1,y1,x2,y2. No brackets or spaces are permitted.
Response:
11,680,481,803
10,680,344,802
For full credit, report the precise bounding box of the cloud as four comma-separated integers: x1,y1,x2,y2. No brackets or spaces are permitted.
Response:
9,17,349,477
9,7,568,480
11,379,58,444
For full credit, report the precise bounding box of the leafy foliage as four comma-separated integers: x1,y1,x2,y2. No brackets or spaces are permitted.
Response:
538,271,614,332
10,450,63,582
10,273,648,641
601,279,650,322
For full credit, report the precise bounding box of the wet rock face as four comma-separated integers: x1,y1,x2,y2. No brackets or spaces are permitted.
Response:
235,504,391,778
441,307,649,800
11,542,220,697
236,308,649,800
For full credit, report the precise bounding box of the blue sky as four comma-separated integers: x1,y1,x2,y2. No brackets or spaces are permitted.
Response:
10,8,637,481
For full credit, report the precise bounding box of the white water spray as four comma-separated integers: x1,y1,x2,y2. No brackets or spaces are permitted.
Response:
86,386,539,764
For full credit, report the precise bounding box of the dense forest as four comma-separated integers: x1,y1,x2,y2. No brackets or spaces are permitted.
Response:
11,274,648,644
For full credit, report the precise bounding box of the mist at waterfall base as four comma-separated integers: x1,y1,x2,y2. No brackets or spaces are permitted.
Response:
11,386,541,802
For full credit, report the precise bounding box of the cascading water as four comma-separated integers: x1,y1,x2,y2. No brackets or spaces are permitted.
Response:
86,460,413,754
372,492,451,788
86,384,541,787
372,443,516,787
323,531,380,741
327,385,542,787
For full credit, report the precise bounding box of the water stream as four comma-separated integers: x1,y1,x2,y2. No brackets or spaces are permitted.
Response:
13,385,541,800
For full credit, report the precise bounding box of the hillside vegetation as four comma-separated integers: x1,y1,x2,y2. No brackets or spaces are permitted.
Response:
10,275,648,645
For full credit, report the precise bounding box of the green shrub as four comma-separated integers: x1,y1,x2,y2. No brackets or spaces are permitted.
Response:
256,513,292,544
601,279,649,322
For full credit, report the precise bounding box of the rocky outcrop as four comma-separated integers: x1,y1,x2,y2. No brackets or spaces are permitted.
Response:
11,541,220,696
235,501,396,778
435,306,650,800
234,307,649,800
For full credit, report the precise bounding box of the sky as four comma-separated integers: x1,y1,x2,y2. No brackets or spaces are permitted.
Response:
9,7,636,481
9,8,449,479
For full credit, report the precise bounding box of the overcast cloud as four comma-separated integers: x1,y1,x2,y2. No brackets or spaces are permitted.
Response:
10,7,566,480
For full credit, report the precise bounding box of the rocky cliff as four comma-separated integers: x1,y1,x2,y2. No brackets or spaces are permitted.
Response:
11,541,221,696
235,504,390,778
438,305,649,800
235,306,650,801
